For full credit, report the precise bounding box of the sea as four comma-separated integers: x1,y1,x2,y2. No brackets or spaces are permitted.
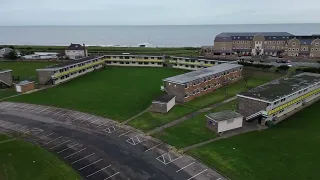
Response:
0,24,320,47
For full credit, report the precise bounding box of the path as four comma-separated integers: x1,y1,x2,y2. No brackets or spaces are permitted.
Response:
0,138,16,144
182,122,266,152
148,96,237,135
122,106,150,124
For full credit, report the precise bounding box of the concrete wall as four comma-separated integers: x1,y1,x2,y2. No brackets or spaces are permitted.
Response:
0,71,13,86
206,117,218,133
218,117,243,133
166,97,176,112
237,96,268,118
16,83,35,93
37,70,54,85
150,102,167,113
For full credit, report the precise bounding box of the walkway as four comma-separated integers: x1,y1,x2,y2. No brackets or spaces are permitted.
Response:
122,106,150,124
148,96,237,135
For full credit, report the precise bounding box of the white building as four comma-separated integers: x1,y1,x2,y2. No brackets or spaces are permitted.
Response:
23,52,58,60
0,48,13,57
150,94,176,113
206,110,244,133
65,43,87,60
237,73,320,124
170,56,230,71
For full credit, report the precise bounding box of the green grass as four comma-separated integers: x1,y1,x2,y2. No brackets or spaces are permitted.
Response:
0,61,55,81
8,67,187,121
128,105,196,132
188,101,320,180
153,100,237,149
0,89,17,99
0,134,80,180
129,69,283,132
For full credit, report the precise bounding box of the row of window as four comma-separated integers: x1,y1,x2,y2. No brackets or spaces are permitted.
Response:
54,59,101,73
179,59,222,64
184,72,241,88
232,41,286,45
55,65,100,81
273,88,309,105
184,84,222,98
105,56,163,60
106,61,162,65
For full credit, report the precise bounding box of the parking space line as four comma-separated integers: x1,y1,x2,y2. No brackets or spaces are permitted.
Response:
78,159,102,170
187,169,208,180
86,165,111,177
71,153,95,164
44,108,56,115
79,116,93,123
145,143,163,152
0,122,10,127
50,140,71,149
57,143,79,154
97,121,108,127
6,124,17,130
176,162,195,172
87,118,100,125
74,114,86,121
19,104,29,109
104,172,120,180
52,110,63,116
36,107,50,114
29,106,43,113
118,130,133,137
64,148,86,159
33,133,53,143
44,136,62,145
1,103,12,109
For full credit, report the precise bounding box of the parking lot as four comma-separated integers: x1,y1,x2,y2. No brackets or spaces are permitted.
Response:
0,102,226,180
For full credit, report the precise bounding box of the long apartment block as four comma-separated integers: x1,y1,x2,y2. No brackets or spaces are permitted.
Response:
237,73,320,123
170,56,232,70
163,63,243,102
37,56,106,85
201,32,320,58
104,54,165,67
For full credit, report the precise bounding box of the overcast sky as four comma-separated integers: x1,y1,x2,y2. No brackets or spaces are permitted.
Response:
1,0,320,25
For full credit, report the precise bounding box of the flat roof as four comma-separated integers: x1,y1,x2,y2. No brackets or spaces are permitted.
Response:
153,94,175,103
42,56,101,69
163,63,243,84
104,54,165,57
16,80,34,86
239,72,320,102
171,56,232,62
206,110,243,122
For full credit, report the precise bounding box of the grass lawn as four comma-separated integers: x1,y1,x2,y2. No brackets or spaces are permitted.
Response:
153,100,237,149
129,69,283,132
0,61,55,82
8,67,187,121
0,89,17,100
0,134,80,180
188,101,320,180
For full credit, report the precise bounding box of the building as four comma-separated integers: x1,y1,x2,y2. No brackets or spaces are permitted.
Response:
0,48,13,58
200,46,214,58
212,32,320,58
0,69,13,88
104,54,165,67
170,56,232,70
36,56,105,85
150,94,176,113
22,52,58,60
237,73,320,124
65,43,88,60
206,110,244,133
163,63,243,103
15,80,35,93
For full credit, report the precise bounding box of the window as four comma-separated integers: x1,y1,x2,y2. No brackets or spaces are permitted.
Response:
184,94,189,98
144,57,148,59
151,57,154,59
185,84,188,89
277,41,280,44
125,56,129,59
157,57,162,60
125,62,129,64
241,41,244,44
227,119,234,124
120,56,123,59
157,62,162,65
311,48,314,51
222,47,225,50
288,48,291,51
315,43,319,46
316,48,319,51
143,62,148,65
237,41,240,44
292,42,296,46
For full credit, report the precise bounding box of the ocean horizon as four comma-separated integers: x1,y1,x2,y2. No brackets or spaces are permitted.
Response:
1,23,320,47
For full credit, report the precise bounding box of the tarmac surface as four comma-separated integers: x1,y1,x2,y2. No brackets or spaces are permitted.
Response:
0,102,227,180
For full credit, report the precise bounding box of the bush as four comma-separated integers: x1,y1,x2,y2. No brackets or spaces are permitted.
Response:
296,67,320,73
238,62,273,69
277,65,290,71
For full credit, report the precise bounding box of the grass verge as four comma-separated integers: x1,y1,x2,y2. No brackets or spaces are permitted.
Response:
187,101,320,180
0,134,80,180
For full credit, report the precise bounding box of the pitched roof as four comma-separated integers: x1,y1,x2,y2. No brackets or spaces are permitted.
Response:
163,63,243,84
66,44,85,50
215,32,293,41
206,110,243,122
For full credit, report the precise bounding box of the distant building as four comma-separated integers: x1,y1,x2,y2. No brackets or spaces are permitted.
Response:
170,56,232,70
210,32,320,58
150,94,176,113
206,110,244,133
15,80,35,93
65,43,88,60
104,54,166,67
0,48,13,58
0,69,13,88
237,73,320,124
22,52,58,60
163,63,243,103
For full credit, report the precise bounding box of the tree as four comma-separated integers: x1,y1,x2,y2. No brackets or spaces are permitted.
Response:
242,69,253,88
4,50,18,60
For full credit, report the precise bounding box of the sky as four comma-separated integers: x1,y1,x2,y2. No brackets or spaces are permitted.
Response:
1,0,320,25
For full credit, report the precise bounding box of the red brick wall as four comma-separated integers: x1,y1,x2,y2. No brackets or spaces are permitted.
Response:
21,83,35,93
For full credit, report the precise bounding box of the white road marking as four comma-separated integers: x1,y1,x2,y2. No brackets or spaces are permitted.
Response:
36,107,50,114
44,108,56,115
0,103,12,109
86,165,111,177
78,159,102,170
87,118,100,125
79,116,93,123
33,133,53,143
176,162,195,172
64,148,86,159
44,136,62,145
187,169,208,180
71,153,95,164
73,114,86,121
19,104,29,109
57,143,79,154
50,140,71,149
52,110,63,116
104,172,120,180
29,106,43,112
145,143,163,152
0,122,10,127
118,130,133,137
97,121,108,127
6,124,17,130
